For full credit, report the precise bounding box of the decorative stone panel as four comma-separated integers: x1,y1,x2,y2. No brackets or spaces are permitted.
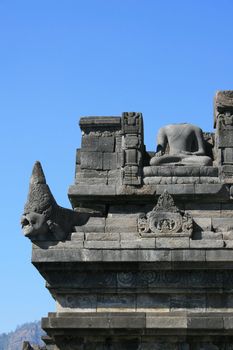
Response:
215,91,233,176
138,190,193,237
121,112,144,185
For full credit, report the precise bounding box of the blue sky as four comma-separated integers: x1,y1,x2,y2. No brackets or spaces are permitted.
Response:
1,0,233,333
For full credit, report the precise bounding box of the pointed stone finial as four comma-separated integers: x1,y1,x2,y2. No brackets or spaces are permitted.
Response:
155,190,178,213
24,161,56,214
30,161,46,185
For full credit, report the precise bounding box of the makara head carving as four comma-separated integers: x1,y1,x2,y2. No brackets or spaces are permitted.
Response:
21,161,57,240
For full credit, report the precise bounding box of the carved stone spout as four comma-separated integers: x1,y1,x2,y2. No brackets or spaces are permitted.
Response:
21,161,89,242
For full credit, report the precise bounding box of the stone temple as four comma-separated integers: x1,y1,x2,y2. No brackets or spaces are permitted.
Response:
21,91,233,349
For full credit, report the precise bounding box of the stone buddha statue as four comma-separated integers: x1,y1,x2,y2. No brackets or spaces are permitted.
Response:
150,123,212,166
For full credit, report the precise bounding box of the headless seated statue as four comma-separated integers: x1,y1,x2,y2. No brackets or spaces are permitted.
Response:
150,123,212,166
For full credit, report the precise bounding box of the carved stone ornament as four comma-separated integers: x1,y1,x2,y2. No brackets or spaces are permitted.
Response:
138,190,193,237
218,111,233,130
21,161,89,242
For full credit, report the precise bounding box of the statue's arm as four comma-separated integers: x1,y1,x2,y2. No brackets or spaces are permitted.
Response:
156,127,167,155
193,127,205,155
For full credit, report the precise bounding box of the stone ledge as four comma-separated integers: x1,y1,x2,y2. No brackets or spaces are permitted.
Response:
68,184,231,205
144,177,221,185
143,166,219,178
42,312,233,331
32,246,233,266
32,236,228,251
79,117,121,128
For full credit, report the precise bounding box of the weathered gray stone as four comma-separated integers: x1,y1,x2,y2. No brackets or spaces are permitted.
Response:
115,135,122,152
194,184,227,195
224,240,233,248
200,166,219,177
81,135,100,151
69,183,116,196
137,294,170,312
156,184,195,195
103,152,117,170
80,151,103,169
174,166,201,177
76,169,108,180
98,136,115,152
76,148,81,164
171,249,206,262
121,239,155,249
185,203,221,217
70,232,85,241
120,249,138,261
199,177,220,184
175,176,199,184
97,294,136,311
108,205,143,217
222,231,233,240
193,217,212,231
105,217,137,233
212,218,233,232
207,294,233,311
159,177,172,184
143,176,162,185
82,217,105,233
84,241,121,249
206,249,233,261
32,246,103,262
79,116,121,128
137,250,171,262
109,313,145,328
192,231,223,240
146,314,187,328
221,203,233,216
190,240,224,249
108,169,121,184
85,232,119,241
187,316,223,329
222,165,233,177
170,294,206,311
120,232,139,240
57,294,97,312
102,249,121,261
224,317,233,329
156,238,190,249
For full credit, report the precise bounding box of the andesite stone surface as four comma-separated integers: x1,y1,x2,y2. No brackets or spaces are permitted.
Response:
22,91,233,349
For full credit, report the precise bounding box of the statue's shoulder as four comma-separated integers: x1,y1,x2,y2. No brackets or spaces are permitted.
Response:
188,123,204,134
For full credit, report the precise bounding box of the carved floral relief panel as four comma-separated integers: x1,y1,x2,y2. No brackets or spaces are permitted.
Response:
138,190,193,237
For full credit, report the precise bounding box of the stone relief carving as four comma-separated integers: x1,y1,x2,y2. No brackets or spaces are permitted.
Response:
138,190,193,237
122,112,142,134
149,123,212,166
218,111,233,130
215,91,233,168
121,112,143,185
49,269,233,289
21,161,89,242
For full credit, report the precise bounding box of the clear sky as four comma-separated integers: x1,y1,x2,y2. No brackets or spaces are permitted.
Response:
1,0,233,334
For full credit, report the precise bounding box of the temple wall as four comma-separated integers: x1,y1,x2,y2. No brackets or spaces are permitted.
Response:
22,91,233,350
